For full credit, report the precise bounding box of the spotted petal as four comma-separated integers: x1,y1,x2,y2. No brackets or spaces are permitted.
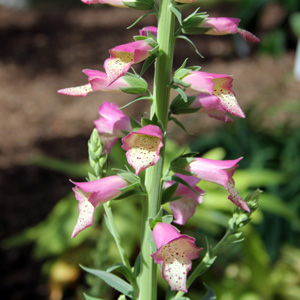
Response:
151,223,202,292
122,125,163,175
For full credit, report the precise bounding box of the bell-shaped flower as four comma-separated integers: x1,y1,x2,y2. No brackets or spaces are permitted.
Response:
57,70,147,97
181,71,245,119
184,157,250,212
121,125,163,175
139,26,157,38
191,93,235,123
104,40,154,85
200,17,260,42
94,102,131,153
151,222,202,292
71,175,129,238
165,174,205,225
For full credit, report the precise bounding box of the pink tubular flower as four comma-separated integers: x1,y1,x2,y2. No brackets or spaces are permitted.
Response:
71,175,128,238
104,40,153,85
184,157,250,212
121,125,163,175
57,70,131,97
165,174,205,225
191,93,235,123
139,26,158,38
94,102,131,153
151,222,202,292
201,17,260,42
182,71,245,119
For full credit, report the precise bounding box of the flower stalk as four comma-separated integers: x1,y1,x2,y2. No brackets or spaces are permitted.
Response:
139,0,175,299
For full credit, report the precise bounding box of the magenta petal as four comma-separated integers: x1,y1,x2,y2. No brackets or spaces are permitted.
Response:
94,102,131,153
184,157,249,211
104,40,152,85
121,125,163,175
183,72,214,94
237,28,260,42
203,17,240,35
194,94,234,122
151,223,202,292
139,26,158,38
166,174,205,225
71,199,95,238
57,84,93,97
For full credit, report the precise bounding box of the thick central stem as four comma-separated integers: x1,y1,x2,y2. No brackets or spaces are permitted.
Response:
139,0,175,299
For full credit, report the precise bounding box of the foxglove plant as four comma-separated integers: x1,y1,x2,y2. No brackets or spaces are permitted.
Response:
58,0,261,299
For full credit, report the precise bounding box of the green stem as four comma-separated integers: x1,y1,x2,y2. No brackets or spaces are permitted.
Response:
138,0,175,299
103,203,139,294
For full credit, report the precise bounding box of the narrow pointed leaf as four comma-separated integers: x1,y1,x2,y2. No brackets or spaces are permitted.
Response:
177,35,204,58
83,293,105,300
133,253,141,278
80,265,135,298
127,11,158,29
201,283,217,300
140,51,162,77
170,4,182,25
169,116,193,134
161,182,179,204
119,96,153,109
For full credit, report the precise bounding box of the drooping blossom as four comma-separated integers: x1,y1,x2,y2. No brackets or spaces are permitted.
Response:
200,17,260,42
165,174,205,225
184,157,250,212
151,222,202,292
182,71,245,119
121,125,163,175
104,40,154,85
191,93,235,122
71,175,128,238
57,70,131,97
139,26,158,38
94,102,131,153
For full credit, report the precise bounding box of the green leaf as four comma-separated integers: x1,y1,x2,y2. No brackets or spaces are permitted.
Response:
120,73,148,94
170,3,182,25
83,293,105,300
123,0,154,11
171,85,188,102
163,175,199,196
129,117,142,131
169,116,193,134
113,189,146,201
106,263,134,284
133,253,141,278
127,11,157,29
177,35,204,58
201,283,217,300
80,265,135,298
119,96,153,110
140,50,162,77
161,182,179,204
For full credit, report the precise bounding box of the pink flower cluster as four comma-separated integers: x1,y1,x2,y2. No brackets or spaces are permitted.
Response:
57,7,259,292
